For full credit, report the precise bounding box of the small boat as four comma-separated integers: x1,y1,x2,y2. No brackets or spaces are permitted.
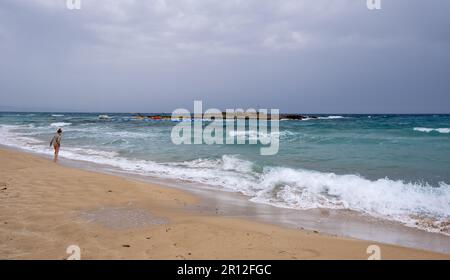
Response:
98,115,111,120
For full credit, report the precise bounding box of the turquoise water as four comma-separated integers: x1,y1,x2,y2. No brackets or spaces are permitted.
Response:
1,113,449,234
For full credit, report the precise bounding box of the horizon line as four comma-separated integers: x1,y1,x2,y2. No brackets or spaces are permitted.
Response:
1,110,450,115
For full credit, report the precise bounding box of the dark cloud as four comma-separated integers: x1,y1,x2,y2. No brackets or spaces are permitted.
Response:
1,0,449,113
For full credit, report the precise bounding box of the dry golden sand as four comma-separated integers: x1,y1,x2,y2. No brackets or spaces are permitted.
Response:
0,148,448,260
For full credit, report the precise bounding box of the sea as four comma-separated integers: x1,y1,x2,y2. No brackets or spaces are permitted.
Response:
0,112,449,235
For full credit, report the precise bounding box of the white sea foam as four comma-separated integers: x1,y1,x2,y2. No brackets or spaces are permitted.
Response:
251,168,450,234
228,130,277,141
1,124,449,235
52,114,64,117
50,122,72,127
228,130,293,141
414,127,450,134
318,116,346,120
0,125,46,150
281,116,346,121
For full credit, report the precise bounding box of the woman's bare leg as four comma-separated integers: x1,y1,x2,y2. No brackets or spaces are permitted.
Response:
54,145,60,162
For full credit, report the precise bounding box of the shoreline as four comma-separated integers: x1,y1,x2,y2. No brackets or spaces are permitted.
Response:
0,147,448,259
5,144,448,254
1,118,449,244
99,170,450,255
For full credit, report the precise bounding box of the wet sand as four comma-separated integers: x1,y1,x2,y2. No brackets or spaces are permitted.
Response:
0,148,448,259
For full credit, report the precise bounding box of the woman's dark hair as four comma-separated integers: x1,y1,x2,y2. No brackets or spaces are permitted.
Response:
57,128,63,133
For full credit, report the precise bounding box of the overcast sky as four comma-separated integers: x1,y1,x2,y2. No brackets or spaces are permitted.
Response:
0,0,449,113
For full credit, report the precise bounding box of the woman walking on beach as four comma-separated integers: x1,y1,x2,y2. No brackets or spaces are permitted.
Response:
50,128,63,162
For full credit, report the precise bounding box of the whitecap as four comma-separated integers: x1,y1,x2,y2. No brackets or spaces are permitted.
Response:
50,122,71,127
414,127,450,134
318,116,346,120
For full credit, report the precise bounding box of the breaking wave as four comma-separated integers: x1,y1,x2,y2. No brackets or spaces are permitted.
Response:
1,124,449,235
414,127,450,134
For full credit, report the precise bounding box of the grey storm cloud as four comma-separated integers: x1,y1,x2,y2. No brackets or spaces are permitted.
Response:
0,0,449,113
